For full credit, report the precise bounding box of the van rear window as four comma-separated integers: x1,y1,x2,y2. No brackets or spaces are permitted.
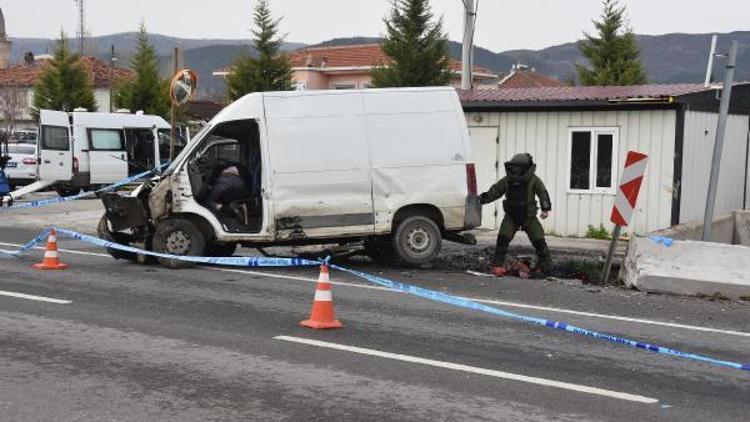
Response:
41,126,69,151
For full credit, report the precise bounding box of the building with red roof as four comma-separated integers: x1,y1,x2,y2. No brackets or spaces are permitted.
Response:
0,53,134,124
214,43,498,91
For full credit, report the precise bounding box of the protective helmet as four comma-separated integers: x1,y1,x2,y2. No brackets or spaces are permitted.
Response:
505,153,534,177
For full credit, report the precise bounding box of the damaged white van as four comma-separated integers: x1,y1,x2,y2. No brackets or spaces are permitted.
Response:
99,87,481,266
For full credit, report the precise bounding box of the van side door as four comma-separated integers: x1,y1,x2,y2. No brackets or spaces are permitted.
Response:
87,128,128,184
38,110,73,182
264,93,374,238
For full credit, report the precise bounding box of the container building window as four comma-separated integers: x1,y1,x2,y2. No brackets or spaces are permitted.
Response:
568,128,619,193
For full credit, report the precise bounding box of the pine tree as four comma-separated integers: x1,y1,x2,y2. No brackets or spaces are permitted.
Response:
372,0,452,88
226,0,294,100
32,33,97,119
576,0,648,86
114,24,170,118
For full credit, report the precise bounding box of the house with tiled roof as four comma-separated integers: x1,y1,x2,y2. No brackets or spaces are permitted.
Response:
0,53,134,124
496,64,567,89
214,43,498,91
461,83,750,236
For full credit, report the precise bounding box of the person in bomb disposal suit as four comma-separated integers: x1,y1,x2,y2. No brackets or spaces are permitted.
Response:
479,153,552,277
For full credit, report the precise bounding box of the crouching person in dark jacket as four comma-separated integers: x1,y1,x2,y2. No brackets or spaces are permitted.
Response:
479,153,552,276
207,165,251,213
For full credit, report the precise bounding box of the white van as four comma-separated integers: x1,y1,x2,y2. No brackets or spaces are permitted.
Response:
37,110,174,196
100,87,481,266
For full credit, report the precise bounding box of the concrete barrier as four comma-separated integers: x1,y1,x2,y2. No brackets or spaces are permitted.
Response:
622,237,750,299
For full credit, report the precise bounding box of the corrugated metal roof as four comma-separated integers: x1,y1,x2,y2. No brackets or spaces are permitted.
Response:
460,84,719,104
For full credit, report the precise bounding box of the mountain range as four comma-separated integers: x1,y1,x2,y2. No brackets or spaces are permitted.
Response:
9,31,750,100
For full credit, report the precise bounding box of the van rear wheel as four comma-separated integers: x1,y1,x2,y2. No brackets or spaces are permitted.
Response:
392,215,442,266
153,218,207,269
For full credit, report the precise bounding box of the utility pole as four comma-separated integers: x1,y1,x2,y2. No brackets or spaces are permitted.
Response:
170,47,180,162
461,0,476,90
703,35,718,87
702,40,738,241
109,44,117,112
75,0,86,55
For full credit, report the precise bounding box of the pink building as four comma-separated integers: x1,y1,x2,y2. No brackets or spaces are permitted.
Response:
214,44,498,91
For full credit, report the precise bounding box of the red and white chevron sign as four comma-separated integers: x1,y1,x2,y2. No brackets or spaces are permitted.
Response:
611,151,649,227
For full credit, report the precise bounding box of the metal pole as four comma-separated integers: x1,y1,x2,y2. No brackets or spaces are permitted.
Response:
169,47,179,162
704,35,718,88
109,45,115,112
601,225,622,284
702,40,738,241
461,0,474,90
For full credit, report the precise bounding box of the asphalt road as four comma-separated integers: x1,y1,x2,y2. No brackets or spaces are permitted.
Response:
1,226,749,421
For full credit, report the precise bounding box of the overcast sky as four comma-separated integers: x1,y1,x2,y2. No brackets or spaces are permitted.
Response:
3,0,749,52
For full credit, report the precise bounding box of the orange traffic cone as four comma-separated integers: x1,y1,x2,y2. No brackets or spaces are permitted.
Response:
300,265,343,330
33,229,69,271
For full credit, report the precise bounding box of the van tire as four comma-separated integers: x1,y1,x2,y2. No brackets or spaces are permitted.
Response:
206,242,237,257
97,215,138,262
153,218,207,269
392,215,442,266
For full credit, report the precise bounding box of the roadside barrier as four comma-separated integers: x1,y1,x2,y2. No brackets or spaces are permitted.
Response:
2,226,748,373
2,166,163,211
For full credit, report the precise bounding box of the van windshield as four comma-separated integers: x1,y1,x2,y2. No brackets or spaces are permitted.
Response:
162,124,211,176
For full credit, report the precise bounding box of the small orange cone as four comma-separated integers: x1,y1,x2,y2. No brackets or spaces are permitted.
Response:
300,265,343,330
33,229,69,271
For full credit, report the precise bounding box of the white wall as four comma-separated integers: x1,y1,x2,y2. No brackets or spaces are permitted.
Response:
467,109,677,236
681,111,750,222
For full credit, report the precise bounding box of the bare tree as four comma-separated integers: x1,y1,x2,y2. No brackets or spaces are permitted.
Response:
0,85,27,139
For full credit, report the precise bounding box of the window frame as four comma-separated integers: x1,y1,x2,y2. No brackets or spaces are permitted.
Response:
87,128,126,151
40,125,70,151
566,127,620,195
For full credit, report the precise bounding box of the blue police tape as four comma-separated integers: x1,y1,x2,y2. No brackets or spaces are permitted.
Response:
0,228,51,258
4,226,749,372
3,165,166,210
649,236,674,247
51,227,320,268
329,264,750,373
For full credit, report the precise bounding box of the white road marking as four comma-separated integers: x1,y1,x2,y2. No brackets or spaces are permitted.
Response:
3,240,749,338
0,290,72,304
275,335,659,404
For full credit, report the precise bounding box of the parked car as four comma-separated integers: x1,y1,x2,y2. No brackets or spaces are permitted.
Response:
4,143,37,189
100,87,482,267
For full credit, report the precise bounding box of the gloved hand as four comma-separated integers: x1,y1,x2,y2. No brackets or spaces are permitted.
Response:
479,192,490,204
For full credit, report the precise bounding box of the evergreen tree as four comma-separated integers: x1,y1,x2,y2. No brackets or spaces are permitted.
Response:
576,0,648,86
372,0,452,88
226,0,294,100
32,33,96,119
114,24,170,117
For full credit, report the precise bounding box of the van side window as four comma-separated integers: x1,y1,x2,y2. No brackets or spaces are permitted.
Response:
41,126,69,151
89,129,125,151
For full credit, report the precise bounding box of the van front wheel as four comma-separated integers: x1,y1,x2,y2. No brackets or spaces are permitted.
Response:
392,216,442,266
153,218,207,269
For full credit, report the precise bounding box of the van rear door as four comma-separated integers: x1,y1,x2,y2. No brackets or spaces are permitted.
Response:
39,110,73,182
87,128,128,183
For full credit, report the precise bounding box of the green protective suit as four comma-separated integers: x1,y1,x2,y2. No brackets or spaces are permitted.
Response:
479,153,552,269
